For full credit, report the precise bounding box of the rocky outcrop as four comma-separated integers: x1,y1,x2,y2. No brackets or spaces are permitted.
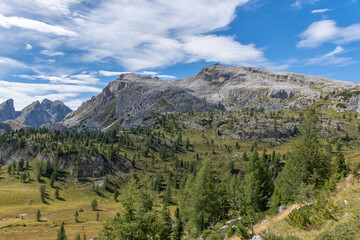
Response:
0,99,73,129
62,73,224,131
16,101,53,127
41,99,72,122
0,99,19,121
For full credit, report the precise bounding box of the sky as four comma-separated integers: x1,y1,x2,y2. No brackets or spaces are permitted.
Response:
0,0,360,110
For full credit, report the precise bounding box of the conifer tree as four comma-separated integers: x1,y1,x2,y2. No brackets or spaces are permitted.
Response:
172,207,184,240
36,208,41,221
55,187,59,199
239,151,273,213
334,152,346,176
182,159,228,235
39,185,45,203
271,109,331,208
75,234,81,240
57,222,67,240
91,199,97,211
74,210,79,222
158,204,172,240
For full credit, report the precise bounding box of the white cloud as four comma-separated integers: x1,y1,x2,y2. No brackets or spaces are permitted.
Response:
40,50,65,56
157,75,177,79
25,43,32,50
0,14,77,36
307,46,354,66
325,46,344,57
18,74,100,85
0,0,80,17
291,0,320,8
99,70,177,79
68,0,264,71
0,57,27,69
98,70,130,77
183,35,265,66
298,20,360,48
311,8,330,13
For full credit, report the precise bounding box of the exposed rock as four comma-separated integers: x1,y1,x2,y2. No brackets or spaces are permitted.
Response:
58,64,360,132
16,101,53,127
251,236,263,240
11,99,73,128
278,205,287,213
0,99,19,121
41,99,72,122
226,217,241,224
218,225,229,231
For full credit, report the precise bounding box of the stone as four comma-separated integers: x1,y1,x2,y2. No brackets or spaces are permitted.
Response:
218,225,229,231
278,205,287,213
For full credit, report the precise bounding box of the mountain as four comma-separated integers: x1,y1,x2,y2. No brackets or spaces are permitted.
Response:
41,99,72,122
62,73,223,131
16,101,54,128
61,64,360,132
0,99,20,122
0,99,72,129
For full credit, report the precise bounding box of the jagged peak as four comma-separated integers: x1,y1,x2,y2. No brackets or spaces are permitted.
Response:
116,72,162,82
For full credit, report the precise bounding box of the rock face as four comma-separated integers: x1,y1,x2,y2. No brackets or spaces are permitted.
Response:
63,73,224,131
0,99,19,121
0,99,72,129
61,64,360,131
16,101,53,127
41,99,72,122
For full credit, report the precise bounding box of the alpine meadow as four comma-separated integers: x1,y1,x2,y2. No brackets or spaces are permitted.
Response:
1,1,360,240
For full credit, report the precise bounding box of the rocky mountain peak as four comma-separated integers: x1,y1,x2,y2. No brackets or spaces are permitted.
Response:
41,98,53,109
0,99,19,122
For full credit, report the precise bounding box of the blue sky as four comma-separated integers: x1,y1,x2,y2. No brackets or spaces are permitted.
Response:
0,0,359,110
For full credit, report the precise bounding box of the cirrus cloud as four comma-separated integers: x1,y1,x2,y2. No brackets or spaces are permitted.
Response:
298,20,360,48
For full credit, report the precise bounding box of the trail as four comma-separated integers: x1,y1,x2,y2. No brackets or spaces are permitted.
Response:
228,204,300,240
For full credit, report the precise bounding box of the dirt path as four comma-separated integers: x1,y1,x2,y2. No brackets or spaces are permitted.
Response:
228,204,300,240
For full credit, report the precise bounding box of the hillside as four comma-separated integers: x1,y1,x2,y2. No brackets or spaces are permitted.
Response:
1,66,360,239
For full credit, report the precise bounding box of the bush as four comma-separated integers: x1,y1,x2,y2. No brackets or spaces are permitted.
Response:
263,232,302,240
315,223,354,240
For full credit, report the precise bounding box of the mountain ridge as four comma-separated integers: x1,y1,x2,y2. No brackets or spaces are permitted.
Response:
0,98,72,130
59,64,360,132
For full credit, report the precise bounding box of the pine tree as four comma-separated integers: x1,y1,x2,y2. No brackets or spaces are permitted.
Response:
172,207,184,240
103,174,109,191
50,173,56,188
74,210,79,223
7,164,12,175
158,204,172,240
36,208,41,221
229,160,235,174
271,109,331,208
39,185,46,203
96,211,100,221
91,199,97,211
239,151,273,213
99,179,157,239
164,181,171,204
334,152,347,176
75,234,81,240
182,159,228,235
55,187,59,199
57,222,67,240
113,189,119,202
36,164,41,182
